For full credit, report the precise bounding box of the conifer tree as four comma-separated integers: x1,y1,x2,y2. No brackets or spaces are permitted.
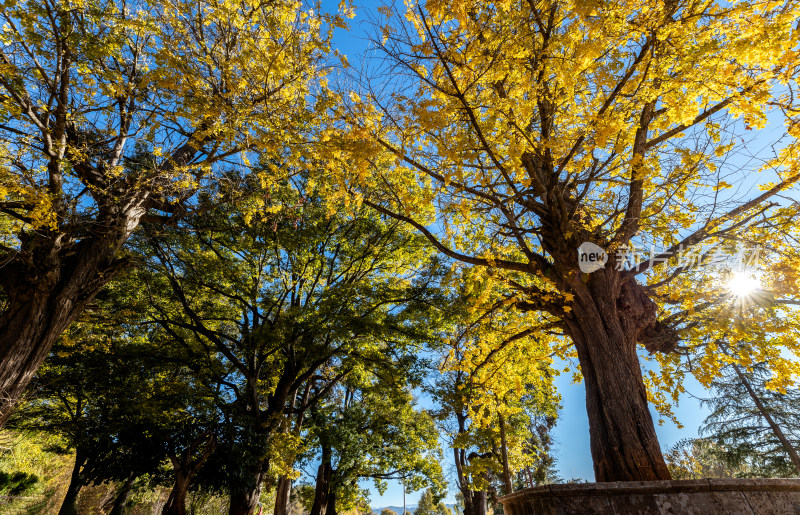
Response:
701,361,800,477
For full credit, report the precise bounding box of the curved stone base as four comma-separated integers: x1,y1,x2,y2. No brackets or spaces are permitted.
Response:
499,478,800,514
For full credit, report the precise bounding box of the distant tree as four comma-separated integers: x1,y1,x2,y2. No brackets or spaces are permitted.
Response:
305,374,445,515
664,438,749,480
700,361,800,477
429,278,559,515
436,502,453,515
381,509,398,515
414,490,437,515
516,414,560,488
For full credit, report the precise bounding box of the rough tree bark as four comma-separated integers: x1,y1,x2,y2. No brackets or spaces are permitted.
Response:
0,211,145,426
325,487,337,515
162,473,191,515
559,269,673,482
471,490,487,515
274,476,292,515
163,432,216,515
228,468,267,515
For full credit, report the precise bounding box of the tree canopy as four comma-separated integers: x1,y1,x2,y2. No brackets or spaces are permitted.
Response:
2,1,800,513
324,0,800,481
0,0,345,423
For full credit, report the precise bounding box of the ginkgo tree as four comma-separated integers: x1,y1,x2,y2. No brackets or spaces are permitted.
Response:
430,278,559,515
0,0,343,424
328,0,800,481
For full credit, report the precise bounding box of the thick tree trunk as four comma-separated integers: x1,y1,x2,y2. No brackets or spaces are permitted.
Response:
471,490,487,515
456,489,485,515
325,487,337,515
163,431,216,515
309,446,332,515
564,274,671,481
274,476,292,515
110,473,136,515
228,485,262,515
0,232,135,426
58,448,85,515
0,290,78,426
228,468,266,515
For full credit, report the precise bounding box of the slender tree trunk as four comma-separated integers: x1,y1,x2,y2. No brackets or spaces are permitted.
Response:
274,476,292,515
0,231,136,426
453,447,478,515
58,448,86,515
163,472,191,515
733,364,800,473
498,413,513,495
273,383,310,515
524,467,534,488
325,486,337,515
309,445,332,515
563,275,672,481
110,473,136,515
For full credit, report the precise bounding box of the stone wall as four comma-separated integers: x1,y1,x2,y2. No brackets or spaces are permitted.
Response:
499,478,800,514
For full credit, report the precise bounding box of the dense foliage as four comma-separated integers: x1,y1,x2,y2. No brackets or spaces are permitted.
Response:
1,0,799,513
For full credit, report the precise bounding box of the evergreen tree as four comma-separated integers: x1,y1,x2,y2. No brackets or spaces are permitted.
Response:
414,489,438,515
700,361,800,477
436,502,453,515
429,280,560,515
664,438,751,480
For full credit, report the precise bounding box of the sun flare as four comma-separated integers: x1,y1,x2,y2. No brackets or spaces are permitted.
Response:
727,271,761,297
